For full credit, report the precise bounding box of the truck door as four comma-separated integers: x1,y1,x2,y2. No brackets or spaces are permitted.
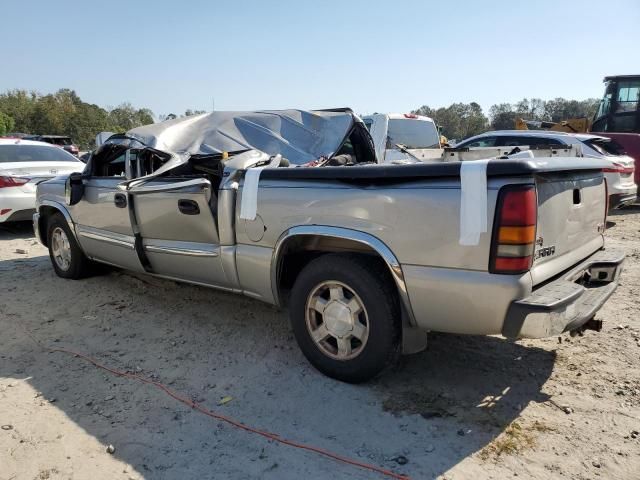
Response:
127,177,228,287
71,152,144,272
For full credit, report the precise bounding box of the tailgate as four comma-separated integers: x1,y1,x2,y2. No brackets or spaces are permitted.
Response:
530,171,606,285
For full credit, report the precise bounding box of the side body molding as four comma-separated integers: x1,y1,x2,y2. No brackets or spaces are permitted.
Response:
270,225,416,325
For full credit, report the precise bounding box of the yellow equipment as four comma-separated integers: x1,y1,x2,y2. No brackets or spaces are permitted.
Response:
515,117,590,133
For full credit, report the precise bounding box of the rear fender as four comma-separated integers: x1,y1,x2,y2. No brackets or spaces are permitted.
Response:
271,225,426,354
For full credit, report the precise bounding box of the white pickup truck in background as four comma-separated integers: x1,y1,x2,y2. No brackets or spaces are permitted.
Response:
363,113,443,163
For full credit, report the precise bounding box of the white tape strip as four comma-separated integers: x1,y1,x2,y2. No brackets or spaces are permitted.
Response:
459,159,490,246
239,167,265,220
239,154,282,221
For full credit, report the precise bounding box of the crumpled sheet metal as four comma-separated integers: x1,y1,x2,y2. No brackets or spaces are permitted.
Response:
126,109,355,166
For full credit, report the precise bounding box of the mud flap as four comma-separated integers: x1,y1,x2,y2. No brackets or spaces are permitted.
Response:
402,324,428,355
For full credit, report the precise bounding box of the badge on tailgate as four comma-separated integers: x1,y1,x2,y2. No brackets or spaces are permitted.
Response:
534,236,556,261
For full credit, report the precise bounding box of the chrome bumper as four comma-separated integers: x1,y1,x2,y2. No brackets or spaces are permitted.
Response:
503,248,625,338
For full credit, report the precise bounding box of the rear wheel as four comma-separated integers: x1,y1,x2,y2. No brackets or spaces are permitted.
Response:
289,254,401,383
47,213,92,279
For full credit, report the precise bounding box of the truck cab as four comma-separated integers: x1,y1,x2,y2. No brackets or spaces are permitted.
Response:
592,75,640,134
591,75,640,188
363,113,443,163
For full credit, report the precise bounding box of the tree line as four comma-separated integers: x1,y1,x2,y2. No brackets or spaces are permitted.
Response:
0,88,602,149
414,97,600,141
0,89,203,149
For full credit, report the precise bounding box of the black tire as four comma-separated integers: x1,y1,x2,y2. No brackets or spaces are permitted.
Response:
46,212,92,279
289,253,401,383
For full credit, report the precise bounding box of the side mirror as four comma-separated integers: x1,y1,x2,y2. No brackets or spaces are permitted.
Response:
65,172,85,205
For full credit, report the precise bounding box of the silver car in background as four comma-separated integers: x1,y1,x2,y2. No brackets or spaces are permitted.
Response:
455,130,637,209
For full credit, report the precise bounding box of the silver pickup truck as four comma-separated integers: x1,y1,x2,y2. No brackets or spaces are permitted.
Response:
34,109,624,382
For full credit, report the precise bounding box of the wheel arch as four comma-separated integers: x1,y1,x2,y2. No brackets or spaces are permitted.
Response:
271,226,416,326
37,201,80,248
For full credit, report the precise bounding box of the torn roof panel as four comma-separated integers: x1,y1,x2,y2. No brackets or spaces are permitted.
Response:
126,109,357,165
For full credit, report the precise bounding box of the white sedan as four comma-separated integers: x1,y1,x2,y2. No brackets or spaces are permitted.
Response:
0,138,85,223
455,131,637,209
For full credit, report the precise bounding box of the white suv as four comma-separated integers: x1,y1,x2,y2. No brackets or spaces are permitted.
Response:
0,139,85,223
456,130,637,209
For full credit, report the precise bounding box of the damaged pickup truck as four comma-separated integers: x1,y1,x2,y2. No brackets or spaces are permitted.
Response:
34,109,624,382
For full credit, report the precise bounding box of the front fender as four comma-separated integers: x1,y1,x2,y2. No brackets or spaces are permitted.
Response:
36,200,82,250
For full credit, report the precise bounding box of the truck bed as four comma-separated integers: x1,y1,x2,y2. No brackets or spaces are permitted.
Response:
259,157,612,181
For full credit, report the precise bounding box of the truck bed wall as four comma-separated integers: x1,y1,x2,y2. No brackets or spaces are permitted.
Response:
234,176,528,271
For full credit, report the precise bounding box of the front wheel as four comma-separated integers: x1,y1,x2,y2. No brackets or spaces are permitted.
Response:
47,213,92,279
289,254,401,383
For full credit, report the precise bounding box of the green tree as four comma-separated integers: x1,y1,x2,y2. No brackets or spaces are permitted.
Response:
107,103,155,132
0,90,155,149
515,98,547,120
414,102,488,140
488,103,516,130
0,89,37,132
544,97,599,122
0,111,15,135
488,97,601,131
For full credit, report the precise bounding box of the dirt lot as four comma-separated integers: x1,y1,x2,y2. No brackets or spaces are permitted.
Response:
1,208,639,480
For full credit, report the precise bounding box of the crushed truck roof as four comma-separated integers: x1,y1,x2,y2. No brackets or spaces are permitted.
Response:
126,109,368,166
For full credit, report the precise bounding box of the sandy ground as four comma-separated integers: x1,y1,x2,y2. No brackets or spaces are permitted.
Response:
1,208,639,480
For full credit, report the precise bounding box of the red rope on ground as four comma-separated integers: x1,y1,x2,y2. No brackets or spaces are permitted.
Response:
48,347,411,480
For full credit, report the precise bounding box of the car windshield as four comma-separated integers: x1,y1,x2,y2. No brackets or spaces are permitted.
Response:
387,119,440,149
0,144,81,163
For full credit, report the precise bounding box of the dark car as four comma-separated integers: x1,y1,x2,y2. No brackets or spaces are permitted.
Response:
24,135,79,156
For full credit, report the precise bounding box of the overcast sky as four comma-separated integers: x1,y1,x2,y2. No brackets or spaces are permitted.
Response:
2,0,639,118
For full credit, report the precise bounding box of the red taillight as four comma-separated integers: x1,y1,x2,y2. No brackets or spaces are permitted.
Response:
490,185,537,274
499,188,537,225
0,176,29,188
404,113,418,119
494,257,532,272
603,162,634,174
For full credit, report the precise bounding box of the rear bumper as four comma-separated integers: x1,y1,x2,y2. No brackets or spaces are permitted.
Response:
4,208,36,222
609,191,637,210
503,248,624,338
0,190,36,223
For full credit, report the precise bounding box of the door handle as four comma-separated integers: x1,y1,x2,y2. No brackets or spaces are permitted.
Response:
178,199,200,215
114,193,127,208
